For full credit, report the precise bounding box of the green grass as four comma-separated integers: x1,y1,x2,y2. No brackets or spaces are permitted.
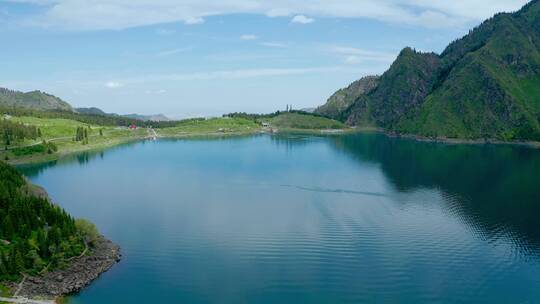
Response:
1,115,150,163
262,113,345,130
9,116,99,139
157,117,260,137
1,116,261,164
1,114,344,164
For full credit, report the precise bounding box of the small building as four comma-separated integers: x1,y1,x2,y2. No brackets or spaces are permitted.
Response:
262,122,270,128
129,124,137,130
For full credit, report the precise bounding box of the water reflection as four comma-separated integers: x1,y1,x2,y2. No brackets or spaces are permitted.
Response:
328,133,540,252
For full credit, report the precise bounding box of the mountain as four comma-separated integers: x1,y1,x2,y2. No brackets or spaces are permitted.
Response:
316,76,379,120
0,88,73,112
317,0,540,141
76,107,107,115
123,113,170,122
77,107,170,122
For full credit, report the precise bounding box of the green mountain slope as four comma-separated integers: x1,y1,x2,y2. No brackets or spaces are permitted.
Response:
320,0,540,141
0,88,73,112
315,76,379,120
345,48,441,128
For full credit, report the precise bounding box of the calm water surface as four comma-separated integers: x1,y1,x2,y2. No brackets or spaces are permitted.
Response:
18,134,540,303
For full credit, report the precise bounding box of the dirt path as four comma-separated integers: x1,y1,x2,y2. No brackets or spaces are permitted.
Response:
147,128,158,140
13,274,27,297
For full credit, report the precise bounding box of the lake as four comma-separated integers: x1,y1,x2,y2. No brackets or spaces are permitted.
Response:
18,133,540,303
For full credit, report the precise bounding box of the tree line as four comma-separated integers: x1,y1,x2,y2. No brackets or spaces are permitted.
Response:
224,110,328,122
1,119,41,146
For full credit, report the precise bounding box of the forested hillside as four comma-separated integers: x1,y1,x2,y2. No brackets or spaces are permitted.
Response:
317,0,540,141
1,119,40,146
0,161,86,281
0,88,73,112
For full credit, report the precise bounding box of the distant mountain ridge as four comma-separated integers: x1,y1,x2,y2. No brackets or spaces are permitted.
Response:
0,88,171,122
316,0,540,141
0,88,73,111
123,113,170,122
75,107,107,116
76,107,170,122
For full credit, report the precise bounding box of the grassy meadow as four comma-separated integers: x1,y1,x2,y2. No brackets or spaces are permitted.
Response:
0,112,349,164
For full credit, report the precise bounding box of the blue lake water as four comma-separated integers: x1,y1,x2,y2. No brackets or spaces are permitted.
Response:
18,133,540,303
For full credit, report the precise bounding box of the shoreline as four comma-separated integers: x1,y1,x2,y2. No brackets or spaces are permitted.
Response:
383,131,540,149
3,235,121,303
6,126,540,166
5,129,263,166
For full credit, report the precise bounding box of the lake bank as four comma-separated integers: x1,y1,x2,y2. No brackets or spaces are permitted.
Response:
6,125,540,166
5,125,357,165
3,236,121,302
0,177,121,303
383,131,540,149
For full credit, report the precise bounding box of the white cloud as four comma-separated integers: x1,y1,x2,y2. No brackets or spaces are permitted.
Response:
240,34,258,40
105,67,354,85
330,46,397,63
185,17,205,25
265,8,291,18
291,15,314,24
144,89,167,94
344,55,362,65
260,42,288,48
104,81,123,88
157,47,190,57
6,0,530,30
156,28,176,35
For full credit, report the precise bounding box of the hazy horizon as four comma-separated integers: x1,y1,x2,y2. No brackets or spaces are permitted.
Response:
0,0,529,118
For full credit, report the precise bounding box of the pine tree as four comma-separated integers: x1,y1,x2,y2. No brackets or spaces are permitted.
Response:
83,128,89,145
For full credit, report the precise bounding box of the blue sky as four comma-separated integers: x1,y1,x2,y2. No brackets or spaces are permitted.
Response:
0,0,529,118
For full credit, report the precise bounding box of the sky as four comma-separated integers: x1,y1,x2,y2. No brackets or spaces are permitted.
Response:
0,0,530,118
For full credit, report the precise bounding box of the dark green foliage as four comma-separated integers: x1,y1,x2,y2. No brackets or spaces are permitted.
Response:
323,1,540,141
74,126,90,144
11,144,46,156
225,110,330,122
0,161,84,281
345,48,441,128
11,142,58,157
0,119,39,145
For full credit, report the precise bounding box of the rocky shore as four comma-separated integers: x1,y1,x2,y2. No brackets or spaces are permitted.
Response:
9,235,121,300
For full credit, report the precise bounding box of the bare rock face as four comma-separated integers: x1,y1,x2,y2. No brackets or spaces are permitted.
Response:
18,236,121,299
